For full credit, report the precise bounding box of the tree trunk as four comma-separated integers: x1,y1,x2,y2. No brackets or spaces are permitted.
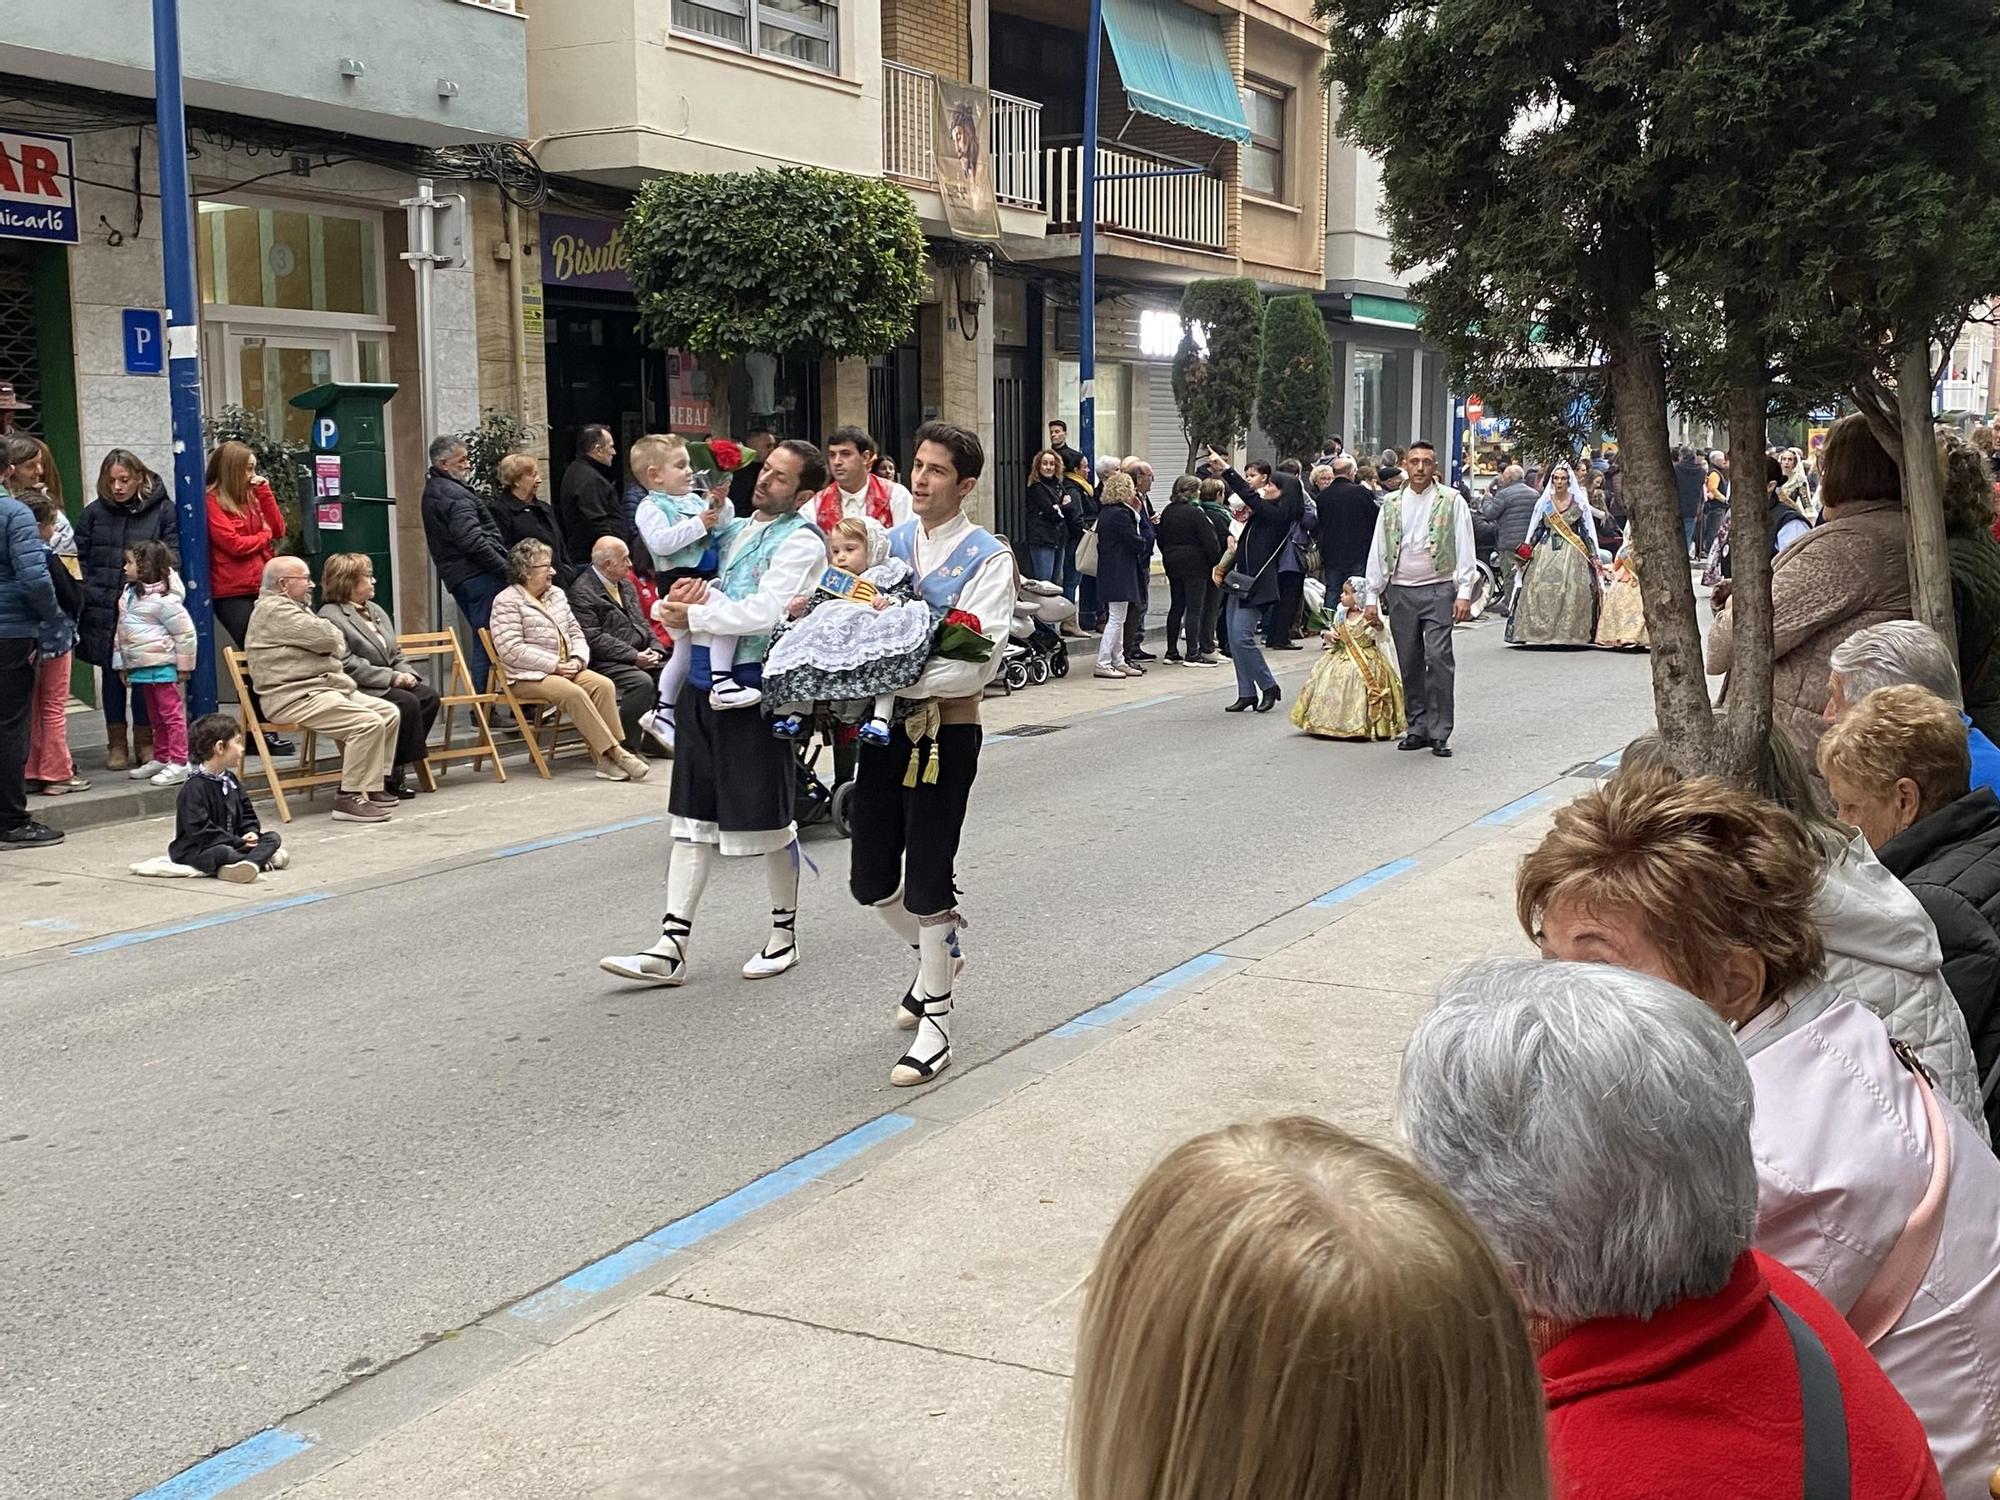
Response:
1719,378,1774,785
1898,343,1957,656
1605,324,1716,770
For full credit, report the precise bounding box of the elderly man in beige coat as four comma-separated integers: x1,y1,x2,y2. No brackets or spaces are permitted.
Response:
245,557,401,823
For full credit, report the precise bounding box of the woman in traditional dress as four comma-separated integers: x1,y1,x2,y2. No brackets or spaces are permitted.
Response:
1594,536,1648,649
1506,462,1604,646
1291,577,1406,740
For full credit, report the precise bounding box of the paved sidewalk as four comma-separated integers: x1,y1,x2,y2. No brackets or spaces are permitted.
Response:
155,753,1597,1500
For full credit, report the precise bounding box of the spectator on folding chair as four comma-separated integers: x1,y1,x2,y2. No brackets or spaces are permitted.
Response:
489,539,652,784
244,557,402,825
317,551,439,800
564,536,664,756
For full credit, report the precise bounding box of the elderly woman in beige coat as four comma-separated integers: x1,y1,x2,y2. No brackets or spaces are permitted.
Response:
1707,413,1911,762
488,539,649,782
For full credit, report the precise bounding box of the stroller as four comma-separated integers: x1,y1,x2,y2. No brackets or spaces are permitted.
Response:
790,709,855,838
1005,577,1076,689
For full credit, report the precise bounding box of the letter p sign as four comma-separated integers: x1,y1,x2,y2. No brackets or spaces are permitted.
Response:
122,310,164,375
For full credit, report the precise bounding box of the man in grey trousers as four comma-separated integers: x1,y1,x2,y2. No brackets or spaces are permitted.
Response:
1362,441,1478,758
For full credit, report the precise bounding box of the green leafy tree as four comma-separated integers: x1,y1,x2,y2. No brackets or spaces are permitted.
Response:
456,409,537,501
623,168,926,433
1257,294,1335,465
1172,278,1264,465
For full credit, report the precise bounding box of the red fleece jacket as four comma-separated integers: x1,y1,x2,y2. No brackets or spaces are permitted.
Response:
1542,1252,1943,1500
205,479,287,599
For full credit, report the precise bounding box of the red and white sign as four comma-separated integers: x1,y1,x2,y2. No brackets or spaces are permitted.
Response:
1466,395,1485,423
0,130,77,245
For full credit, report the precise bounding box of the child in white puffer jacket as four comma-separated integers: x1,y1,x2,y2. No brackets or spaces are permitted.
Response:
113,539,196,785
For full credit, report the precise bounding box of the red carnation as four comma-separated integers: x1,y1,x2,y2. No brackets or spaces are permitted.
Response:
944,608,982,631
709,438,745,472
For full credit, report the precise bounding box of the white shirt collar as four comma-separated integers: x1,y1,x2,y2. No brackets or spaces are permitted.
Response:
918,509,973,552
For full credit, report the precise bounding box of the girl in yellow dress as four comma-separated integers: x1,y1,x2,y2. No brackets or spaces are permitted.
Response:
1593,537,1649,649
1291,577,1408,740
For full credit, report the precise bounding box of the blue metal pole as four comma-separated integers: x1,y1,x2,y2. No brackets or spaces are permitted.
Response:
1080,0,1102,473
152,0,216,714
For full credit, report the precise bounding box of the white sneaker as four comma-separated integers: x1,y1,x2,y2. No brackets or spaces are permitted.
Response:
149,763,191,786
600,942,688,987
709,678,763,711
127,759,166,780
595,756,631,782
1093,664,1128,679
268,848,291,871
217,861,260,884
638,710,675,754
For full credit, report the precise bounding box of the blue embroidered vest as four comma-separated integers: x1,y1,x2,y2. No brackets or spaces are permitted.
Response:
687,511,812,689
887,519,1006,614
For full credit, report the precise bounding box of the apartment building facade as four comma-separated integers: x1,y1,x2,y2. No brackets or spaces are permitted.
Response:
527,0,1332,535
0,0,531,627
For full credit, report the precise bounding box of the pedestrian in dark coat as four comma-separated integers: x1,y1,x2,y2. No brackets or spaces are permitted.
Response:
76,450,175,763
492,454,571,585
1089,471,1147,678
1157,475,1224,663
1314,462,1381,599
419,436,510,697
555,425,629,563
1023,450,1081,586
1212,458,1293,712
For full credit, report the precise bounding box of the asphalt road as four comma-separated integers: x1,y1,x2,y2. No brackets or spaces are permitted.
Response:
0,619,1659,1500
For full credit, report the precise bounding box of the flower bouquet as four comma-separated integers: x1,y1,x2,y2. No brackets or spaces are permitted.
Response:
933,608,993,663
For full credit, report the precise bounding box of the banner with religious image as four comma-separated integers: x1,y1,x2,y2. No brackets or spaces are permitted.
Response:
932,78,1002,242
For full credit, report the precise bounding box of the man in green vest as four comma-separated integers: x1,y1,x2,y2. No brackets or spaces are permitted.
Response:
1362,440,1477,757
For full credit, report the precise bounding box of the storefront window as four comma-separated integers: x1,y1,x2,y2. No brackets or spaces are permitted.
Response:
197,201,380,316
1055,359,1129,465
1350,349,1386,460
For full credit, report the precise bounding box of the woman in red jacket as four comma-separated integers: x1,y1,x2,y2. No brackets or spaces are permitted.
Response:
1401,961,1946,1500
205,440,292,749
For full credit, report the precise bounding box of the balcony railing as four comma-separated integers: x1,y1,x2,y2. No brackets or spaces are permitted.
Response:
1045,142,1227,253
881,60,1044,212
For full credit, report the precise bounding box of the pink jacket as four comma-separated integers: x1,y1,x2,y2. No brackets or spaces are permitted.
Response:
1743,988,2000,1498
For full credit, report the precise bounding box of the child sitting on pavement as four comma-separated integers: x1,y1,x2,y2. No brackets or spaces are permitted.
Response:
169,714,287,883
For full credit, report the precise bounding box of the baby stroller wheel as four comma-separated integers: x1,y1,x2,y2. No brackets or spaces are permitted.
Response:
1005,659,1030,691
830,779,854,839
1051,647,1070,679
1029,655,1051,685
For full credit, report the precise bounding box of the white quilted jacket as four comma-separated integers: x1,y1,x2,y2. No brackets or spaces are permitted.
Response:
1817,832,1990,1142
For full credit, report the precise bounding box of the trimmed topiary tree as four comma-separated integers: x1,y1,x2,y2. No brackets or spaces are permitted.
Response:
623,168,927,409
1172,277,1264,465
1256,294,1334,465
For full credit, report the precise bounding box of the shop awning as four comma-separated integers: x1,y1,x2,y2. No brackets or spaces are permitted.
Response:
1101,0,1251,146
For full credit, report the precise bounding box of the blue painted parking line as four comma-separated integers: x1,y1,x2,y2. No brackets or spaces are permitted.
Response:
131,1426,311,1500
509,1113,917,1320
1477,789,1554,826
70,892,334,956
1052,952,1229,1037
1310,858,1418,908
491,814,662,859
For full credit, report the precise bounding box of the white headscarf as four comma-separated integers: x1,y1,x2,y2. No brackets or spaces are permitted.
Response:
1532,463,1599,549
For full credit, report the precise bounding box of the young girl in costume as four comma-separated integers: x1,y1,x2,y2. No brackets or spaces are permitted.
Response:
1290,576,1406,741
764,517,933,746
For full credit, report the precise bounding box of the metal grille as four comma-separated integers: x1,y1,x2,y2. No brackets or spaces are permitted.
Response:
997,723,1066,738
0,248,44,438
993,350,1028,549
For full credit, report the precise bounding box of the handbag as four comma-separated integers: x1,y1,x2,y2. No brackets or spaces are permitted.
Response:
1223,541,1281,598
1075,522,1100,577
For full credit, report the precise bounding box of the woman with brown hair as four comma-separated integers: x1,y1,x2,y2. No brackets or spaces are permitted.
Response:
77,448,173,768
317,552,439,799
1520,772,2000,1493
1071,1116,1549,1500
205,439,292,751
1707,413,1911,761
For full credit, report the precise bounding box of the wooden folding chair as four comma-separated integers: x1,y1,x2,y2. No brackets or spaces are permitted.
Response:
474,627,594,779
398,629,504,788
222,647,344,823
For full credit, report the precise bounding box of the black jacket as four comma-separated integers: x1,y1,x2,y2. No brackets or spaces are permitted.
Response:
1025,478,1080,549
420,468,509,591
492,494,570,581
1674,459,1707,521
1314,477,1380,586
73,481,175,667
1222,469,1299,610
1094,502,1150,605
1877,786,2000,1124
169,769,262,867
1157,497,1224,578
556,456,629,562
565,566,657,668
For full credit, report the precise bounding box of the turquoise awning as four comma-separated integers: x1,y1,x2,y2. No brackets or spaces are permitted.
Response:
1101,0,1251,146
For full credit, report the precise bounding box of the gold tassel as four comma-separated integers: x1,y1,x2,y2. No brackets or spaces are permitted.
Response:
904,748,920,788
922,742,940,785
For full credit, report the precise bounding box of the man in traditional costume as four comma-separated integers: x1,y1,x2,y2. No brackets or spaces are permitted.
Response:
1362,439,1476,757
817,426,914,533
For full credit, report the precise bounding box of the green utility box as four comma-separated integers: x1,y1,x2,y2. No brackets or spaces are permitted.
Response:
290,381,401,620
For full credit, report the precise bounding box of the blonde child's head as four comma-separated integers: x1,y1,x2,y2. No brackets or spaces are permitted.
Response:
631,433,692,495
1071,1116,1548,1500
829,516,873,575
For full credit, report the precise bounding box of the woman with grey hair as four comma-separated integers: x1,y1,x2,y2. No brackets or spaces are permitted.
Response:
1827,619,2000,795
1401,959,1945,1500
